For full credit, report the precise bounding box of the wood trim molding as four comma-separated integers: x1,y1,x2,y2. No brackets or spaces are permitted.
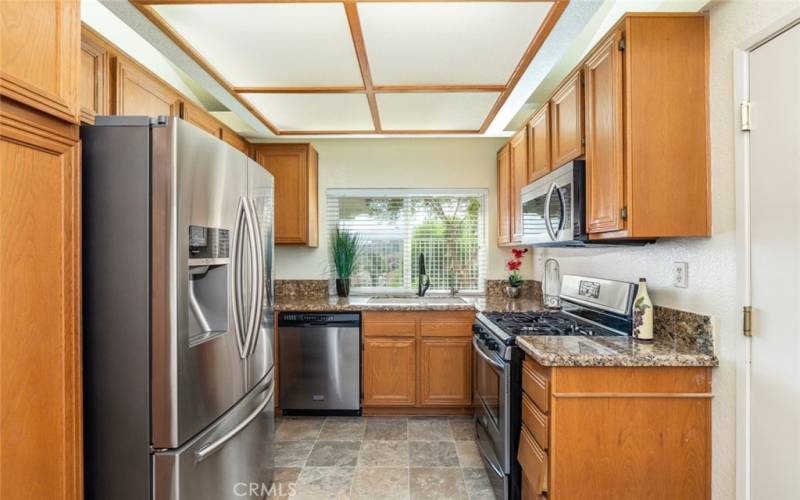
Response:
235,86,367,93
374,84,506,93
138,0,557,4
278,129,479,135
553,392,714,399
344,2,381,131
131,1,280,134
479,0,568,133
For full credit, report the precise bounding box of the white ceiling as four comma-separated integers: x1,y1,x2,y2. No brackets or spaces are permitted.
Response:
242,93,375,131
135,1,565,135
377,92,500,130
359,2,554,85
153,3,363,87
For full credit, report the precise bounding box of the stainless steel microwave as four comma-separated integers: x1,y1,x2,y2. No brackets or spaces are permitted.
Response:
521,160,586,246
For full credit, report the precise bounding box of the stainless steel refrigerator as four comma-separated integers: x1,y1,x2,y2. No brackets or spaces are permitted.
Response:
82,116,275,500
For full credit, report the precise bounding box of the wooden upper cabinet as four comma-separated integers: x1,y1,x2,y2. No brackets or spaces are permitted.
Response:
180,101,222,138
509,128,528,243
79,31,108,124
550,70,584,169
362,338,416,406
221,124,250,155
496,144,511,246
584,31,625,235
527,103,551,183
1,100,83,500
0,0,80,123
419,338,472,406
253,144,319,246
112,57,180,117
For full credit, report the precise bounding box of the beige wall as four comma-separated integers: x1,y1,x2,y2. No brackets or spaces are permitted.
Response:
533,2,800,499
273,138,535,282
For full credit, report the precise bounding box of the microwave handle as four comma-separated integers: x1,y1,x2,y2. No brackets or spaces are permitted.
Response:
544,182,567,241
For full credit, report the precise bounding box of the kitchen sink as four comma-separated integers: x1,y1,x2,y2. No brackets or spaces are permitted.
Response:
366,296,468,305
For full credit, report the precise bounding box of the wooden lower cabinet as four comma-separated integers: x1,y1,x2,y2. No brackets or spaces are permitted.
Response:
362,337,417,406
419,338,472,406
362,311,474,413
1,99,83,500
518,357,711,499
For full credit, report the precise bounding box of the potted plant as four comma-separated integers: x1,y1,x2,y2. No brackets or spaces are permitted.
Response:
505,247,529,298
330,227,362,297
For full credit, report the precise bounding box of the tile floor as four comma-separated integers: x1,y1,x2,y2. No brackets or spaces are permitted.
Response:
270,416,495,500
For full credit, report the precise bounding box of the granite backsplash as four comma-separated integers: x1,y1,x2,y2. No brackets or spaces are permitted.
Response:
485,280,542,300
274,279,328,298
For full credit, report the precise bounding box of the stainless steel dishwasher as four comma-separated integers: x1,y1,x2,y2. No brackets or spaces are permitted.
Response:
278,312,361,415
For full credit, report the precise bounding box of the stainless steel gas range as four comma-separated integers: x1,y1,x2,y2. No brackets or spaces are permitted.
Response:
472,275,638,500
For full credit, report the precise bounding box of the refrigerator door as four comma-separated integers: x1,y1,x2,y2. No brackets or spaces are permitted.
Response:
151,119,250,449
153,374,275,500
246,158,275,390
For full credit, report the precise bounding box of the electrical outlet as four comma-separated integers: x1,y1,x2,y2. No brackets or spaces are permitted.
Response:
673,262,688,288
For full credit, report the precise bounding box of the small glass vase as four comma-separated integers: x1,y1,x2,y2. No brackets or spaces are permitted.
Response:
335,278,351,298
504,285,521,299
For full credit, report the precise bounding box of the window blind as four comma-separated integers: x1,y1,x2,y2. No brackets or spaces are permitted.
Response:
327,189,488,294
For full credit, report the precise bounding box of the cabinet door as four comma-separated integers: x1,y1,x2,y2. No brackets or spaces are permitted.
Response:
0,0,80,123
496,144,511,246
510,128,528,243
112,57,180,117
550,70,584,168
180,101,222,138
584,31,625,234
254,144,312,245
1,100,82,500
527,103,551,183
419,338,472,406
79,33,108,124
363,338,416,406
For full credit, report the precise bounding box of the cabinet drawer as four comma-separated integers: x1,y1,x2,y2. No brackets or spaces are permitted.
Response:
363,321,416,338
420,321,472,337
518,424,548,496
521,393,549,450
522,359,550,413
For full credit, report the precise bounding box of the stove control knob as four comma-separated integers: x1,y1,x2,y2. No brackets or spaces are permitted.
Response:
486,339,499,351
473,325,487,339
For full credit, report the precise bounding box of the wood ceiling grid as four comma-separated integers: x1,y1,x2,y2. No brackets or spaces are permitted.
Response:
133,0,567,135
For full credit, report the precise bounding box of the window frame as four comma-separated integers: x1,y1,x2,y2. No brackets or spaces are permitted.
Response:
326,188,489,296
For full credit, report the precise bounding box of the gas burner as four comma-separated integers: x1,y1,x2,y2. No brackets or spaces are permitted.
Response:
482,310,623,338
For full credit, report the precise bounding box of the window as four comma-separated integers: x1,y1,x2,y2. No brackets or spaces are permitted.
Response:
327,189,488,294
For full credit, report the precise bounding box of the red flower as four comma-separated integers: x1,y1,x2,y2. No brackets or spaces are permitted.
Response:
511,248,529,259
507,259,521,271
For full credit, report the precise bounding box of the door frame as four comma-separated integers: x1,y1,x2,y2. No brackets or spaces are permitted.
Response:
733,9,800,500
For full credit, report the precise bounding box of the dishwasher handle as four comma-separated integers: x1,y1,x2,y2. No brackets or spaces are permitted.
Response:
278,312,361,328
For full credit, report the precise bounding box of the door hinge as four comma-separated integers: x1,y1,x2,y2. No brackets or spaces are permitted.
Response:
743,306,752,337
740,101,752,131
619,37,626,51
620,206,628,220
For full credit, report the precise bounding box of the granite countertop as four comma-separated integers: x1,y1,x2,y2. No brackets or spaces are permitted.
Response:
516,334,718,367
274,294,717,368
273,294,543,313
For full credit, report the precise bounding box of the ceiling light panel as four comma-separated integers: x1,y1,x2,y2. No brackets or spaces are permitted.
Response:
241,93,374,131
153,3,363,87
377,92,500,130
359,2,554,85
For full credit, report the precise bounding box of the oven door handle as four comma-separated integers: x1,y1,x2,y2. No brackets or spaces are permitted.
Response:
472,337,505,370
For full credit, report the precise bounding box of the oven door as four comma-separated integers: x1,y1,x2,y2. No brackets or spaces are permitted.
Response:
473,336,509,472
522,163,575,245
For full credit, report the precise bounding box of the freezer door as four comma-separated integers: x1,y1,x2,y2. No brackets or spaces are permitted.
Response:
151,119,250,448
153,374,275,500
246,159,275,390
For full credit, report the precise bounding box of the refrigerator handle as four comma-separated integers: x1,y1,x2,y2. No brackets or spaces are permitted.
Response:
231,197,249,358
194,379,274,462
243,199,264,356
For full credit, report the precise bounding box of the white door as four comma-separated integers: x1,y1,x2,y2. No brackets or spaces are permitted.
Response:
747,21,800,500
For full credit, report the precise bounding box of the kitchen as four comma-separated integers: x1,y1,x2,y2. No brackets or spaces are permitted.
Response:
1,1,799,500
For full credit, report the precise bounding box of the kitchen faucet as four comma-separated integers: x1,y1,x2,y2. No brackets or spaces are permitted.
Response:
417,253,431,297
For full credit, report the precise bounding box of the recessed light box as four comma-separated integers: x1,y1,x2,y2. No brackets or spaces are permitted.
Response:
241,93,375,132
377,93,500,131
